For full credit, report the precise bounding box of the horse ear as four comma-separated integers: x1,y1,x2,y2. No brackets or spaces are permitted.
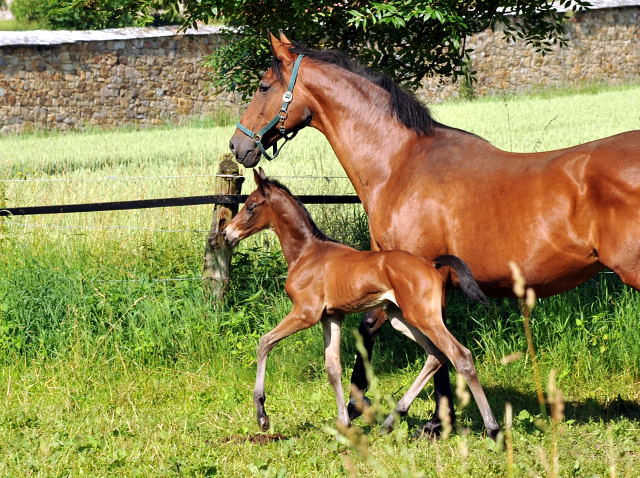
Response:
258,167,267,180
279,31,291,44
268,31,294,64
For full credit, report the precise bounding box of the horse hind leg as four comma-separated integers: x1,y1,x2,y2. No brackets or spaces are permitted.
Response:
593,209,640,290
597,244,640,291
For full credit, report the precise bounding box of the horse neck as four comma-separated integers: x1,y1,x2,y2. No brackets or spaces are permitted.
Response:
303,67,423,204
268,192,319,266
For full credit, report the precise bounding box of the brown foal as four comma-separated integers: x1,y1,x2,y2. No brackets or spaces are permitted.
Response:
223,169,499,438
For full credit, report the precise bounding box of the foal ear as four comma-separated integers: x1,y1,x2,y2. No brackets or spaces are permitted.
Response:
268,31,295,64
253,168,268,195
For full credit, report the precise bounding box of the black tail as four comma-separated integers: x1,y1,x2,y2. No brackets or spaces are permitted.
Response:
433,255,489,306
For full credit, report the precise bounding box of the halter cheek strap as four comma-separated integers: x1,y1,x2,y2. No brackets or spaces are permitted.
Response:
236,54,305,161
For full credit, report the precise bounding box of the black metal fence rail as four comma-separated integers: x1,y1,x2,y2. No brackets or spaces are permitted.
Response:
0,194,361,216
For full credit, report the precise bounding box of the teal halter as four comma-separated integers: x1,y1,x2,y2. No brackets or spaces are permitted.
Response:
236,54,305,161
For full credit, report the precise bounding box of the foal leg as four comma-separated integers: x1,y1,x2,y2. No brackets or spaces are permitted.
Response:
408,306,455,437
322,315,349,426
421,362,455,436
254,307,319,431
380,309,445,432
411,311,499,439
348,307,387,420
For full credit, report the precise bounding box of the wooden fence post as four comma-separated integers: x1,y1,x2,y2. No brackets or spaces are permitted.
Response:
202,154,244,301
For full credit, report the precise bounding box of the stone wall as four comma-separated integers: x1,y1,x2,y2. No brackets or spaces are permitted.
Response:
1,5,639,134
420,5,640,102
0,26,238,134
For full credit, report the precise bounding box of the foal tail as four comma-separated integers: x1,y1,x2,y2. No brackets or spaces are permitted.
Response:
433,255,489,306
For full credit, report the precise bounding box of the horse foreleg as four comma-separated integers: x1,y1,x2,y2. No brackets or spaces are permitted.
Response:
254,307,319,431
322,315,349,426
348,307,387,420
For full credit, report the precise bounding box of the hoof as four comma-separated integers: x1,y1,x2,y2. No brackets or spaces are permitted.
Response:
413,419,442,439
488,427,501,442
257,415,270,432
347,395,372,421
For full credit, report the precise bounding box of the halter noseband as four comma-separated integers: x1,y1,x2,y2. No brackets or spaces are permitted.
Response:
236,54,305,161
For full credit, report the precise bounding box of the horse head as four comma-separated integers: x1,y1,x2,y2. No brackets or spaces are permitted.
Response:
229,33,313,168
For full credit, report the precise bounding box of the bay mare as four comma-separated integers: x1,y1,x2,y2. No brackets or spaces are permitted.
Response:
229,33,640,433
223,169,499,438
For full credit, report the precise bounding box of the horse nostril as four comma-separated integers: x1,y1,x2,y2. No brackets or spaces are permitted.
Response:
229,140,235,153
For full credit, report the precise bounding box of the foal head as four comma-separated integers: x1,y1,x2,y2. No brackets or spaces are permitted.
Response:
223,168,278,246
229,32,313,168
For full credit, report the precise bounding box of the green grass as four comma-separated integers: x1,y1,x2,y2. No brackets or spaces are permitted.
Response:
0,18,38,31
1,357,637,477
1,85,640,476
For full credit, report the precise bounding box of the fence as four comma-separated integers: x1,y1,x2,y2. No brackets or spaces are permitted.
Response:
0,155,361,299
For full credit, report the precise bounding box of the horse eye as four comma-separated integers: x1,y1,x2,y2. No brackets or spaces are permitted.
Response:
258,83,270,93
247,203,258,212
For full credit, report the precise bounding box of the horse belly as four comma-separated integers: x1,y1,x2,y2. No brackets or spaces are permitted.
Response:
475,258,603,298
323,258,398,314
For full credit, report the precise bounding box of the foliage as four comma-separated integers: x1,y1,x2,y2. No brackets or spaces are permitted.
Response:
10,0,181,30
177,0,593,99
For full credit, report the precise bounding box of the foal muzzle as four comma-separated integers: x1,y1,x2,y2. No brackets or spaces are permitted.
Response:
222,226,241,247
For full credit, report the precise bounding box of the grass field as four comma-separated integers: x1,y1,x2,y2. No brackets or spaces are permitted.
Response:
1,84,640,476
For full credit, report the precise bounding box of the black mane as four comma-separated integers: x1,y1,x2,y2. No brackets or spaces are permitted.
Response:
272,41,447,136
265,177,337,243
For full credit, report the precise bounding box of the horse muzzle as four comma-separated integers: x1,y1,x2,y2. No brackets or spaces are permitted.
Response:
229,133,262,168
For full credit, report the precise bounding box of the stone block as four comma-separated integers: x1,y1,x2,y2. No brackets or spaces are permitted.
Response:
125,67,141,80
99,86,118,97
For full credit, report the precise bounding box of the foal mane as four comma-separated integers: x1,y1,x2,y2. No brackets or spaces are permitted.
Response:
272,41,477,138
264,177,338,243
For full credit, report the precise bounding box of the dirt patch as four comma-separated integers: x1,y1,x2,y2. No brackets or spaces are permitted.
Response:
218,433,288,445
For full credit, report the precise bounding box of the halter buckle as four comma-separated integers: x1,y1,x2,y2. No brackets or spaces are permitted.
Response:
278,109,288,121
253,133,262,142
